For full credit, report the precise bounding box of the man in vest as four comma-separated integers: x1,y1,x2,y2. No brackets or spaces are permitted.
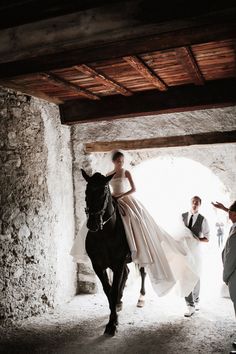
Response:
182,196,210,317
212,200,236,354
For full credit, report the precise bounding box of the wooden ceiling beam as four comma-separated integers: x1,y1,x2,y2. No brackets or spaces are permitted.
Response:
175,46,205,85
74,64,132,96
85,130,236,152
41,72,100,100
123,56,167,91
0,0,112,29
3,1,236,33
0,16,235,79
1,1,235,30
0,79,63,104
59,78,236,124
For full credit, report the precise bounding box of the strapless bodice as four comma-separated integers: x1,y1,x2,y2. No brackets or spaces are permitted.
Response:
109,177,129,196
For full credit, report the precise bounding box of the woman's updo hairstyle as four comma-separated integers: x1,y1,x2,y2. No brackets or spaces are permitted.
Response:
112,150,124,162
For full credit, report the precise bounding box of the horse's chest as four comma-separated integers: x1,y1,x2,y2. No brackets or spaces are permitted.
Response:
86,232,119,264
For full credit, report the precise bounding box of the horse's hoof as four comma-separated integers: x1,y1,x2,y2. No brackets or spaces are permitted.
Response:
116,301,123,312
104,324,117,336
137,299,145,307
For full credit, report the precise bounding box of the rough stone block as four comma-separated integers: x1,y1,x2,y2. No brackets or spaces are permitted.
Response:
77,280,97,295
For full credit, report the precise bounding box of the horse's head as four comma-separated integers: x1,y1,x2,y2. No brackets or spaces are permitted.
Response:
81,169,115,232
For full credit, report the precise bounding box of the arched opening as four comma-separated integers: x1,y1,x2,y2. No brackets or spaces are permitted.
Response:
132,156,231,300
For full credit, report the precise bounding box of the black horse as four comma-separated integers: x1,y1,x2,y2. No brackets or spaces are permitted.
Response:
81,169,131,336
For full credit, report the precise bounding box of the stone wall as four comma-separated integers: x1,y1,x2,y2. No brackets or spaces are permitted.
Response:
0,88,76,320
72,106,236,199
71,107,236,292
71,142,97,294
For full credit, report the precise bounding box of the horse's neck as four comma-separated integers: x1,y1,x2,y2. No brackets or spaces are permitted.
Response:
106,194,114,214
104,194,116,224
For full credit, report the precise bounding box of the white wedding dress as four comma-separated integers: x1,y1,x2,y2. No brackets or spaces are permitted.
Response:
108,170,201,297
71,170,202,297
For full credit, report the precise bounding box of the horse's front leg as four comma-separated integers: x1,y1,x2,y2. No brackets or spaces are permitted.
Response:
137,266,146,307
92,264,112,302
104,263,126,336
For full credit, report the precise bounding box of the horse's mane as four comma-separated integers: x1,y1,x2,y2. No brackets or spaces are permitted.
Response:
90,172,106,184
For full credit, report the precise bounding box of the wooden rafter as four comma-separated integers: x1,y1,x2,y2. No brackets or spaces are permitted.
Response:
74,64,132,96
175,46,205,85
0,78,63,104
1,1,235,31
0,0,111,29
123,56,167,91
85,130,236,152
41,72,100,100
59,78,236,124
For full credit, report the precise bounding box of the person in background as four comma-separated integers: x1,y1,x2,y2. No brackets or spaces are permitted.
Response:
216,222,224,248
212,201,236,354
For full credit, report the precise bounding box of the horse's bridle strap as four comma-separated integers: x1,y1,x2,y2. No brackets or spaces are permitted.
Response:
85,185,115,231
102,203,116,226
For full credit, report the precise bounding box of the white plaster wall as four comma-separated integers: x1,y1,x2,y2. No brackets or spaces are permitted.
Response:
35,99,76,305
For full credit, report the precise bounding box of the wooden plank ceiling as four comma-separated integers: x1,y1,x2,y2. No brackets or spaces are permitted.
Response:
0,1,236,124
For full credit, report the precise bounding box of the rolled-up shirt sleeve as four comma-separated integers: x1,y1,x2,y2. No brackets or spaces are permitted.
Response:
202,218,210,239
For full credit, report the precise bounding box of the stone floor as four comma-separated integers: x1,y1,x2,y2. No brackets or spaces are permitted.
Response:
0,272,235,354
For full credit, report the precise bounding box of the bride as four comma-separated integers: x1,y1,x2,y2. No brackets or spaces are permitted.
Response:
71,150,201,298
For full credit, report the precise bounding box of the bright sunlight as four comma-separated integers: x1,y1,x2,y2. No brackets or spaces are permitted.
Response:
132,156,231,300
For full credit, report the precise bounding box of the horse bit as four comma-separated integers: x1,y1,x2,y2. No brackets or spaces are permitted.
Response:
85,185,116,232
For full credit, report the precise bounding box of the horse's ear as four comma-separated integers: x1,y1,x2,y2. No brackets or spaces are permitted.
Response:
81,169,90,182
105,172,116,183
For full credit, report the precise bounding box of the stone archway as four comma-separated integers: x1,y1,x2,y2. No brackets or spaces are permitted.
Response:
79,144,235,295
131,155,231,300
132,155,231,233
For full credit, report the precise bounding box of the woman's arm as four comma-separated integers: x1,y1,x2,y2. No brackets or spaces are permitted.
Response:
106,170,115,177
211,201,229,213
116,170,136,199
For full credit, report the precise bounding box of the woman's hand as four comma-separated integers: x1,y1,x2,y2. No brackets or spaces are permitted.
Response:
113,194,123,200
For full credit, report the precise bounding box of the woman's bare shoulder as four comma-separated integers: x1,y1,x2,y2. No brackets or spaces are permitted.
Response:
124,169,132,177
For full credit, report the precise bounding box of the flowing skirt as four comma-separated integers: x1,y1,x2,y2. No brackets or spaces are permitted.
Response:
70,195,202,297
117,196,201,297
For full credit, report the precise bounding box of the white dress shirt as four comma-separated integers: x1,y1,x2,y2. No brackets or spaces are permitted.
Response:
187,211,210,239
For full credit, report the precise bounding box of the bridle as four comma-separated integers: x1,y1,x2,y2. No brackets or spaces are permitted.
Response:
85,184,116,232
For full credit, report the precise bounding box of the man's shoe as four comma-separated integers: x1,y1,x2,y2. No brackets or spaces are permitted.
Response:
195,303,200,311
232,342,236,348
184,306,195,317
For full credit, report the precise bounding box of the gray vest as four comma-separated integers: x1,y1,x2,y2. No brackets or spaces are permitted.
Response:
182,212,204,238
